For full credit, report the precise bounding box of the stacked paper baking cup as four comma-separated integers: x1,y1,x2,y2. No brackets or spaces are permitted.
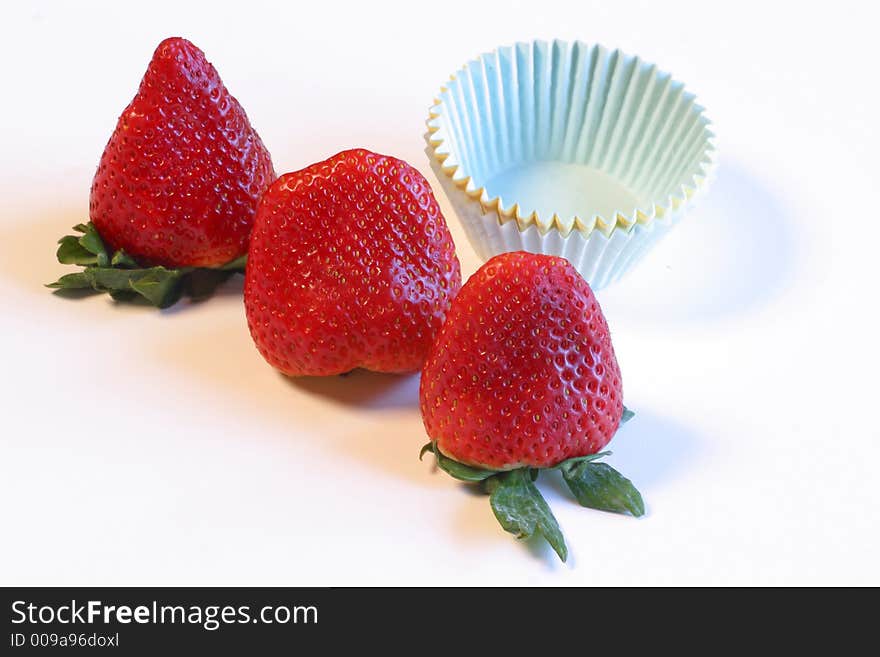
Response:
426,40,717,289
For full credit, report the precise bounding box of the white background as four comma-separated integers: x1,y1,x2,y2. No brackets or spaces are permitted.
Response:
1,0,877,585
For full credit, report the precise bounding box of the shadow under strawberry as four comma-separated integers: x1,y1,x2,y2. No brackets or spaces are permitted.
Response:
47,222,246,309
284,370,420,411
420,408,641,563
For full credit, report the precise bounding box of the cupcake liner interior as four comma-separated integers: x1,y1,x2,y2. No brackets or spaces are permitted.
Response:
427,40,716,238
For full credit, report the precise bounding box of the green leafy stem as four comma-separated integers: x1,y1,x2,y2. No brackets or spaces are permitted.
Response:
419,406,642,562
47,223,247,308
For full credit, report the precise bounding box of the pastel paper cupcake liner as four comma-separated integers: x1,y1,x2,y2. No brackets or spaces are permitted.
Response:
426,39,717,289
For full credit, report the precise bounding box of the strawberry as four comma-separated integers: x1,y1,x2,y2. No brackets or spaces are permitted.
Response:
419,251,643,561
49,37,275,307
244,148,462,376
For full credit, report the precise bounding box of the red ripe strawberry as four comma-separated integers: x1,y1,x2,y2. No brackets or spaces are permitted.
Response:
89,37,275,268
244,149,462,376
419,251,642,562
421,251,623,469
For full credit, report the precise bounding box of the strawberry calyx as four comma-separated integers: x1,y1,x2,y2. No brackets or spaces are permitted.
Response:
419,405,643,562
47,223,246,308
484,469,568,562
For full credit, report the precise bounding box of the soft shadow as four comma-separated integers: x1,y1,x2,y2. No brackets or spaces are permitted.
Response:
0,207,87,294
596,158,797,326
209,274,245,298
600,409,702,490
157,275,246,316
523,534,570,570
149,321,428,485
286,370,420,411
148,321,421,415
451,494,568,572
448,407,699,568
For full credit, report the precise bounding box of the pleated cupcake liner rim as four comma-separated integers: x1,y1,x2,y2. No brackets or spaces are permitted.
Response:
428,142,717,289
426,39,718,240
